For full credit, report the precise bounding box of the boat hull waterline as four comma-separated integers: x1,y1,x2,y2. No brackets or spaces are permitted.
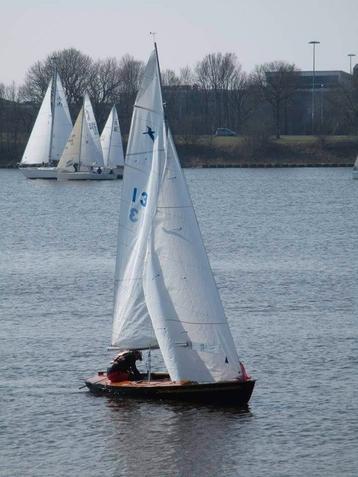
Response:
57,171,117,181
85,373,255,405
19,166,58,179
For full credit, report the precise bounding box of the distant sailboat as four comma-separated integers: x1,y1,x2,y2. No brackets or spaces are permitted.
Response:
19,73,72,179
352,156,358,179
57,93,115,180
101,105,124,178
85,45,255,405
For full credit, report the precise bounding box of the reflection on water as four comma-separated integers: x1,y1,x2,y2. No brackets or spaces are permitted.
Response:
104,397,253,476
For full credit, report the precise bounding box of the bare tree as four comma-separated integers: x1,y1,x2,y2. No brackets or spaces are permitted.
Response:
323,69,358,134
195,52,243,131
162,69,180,87
253,61,299,139
88,57,123,127
117,55,144,131
118,54,144,96
20,48,93,105
179,66,194,86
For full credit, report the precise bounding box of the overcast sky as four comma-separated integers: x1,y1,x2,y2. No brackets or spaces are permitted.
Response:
1,0,357,84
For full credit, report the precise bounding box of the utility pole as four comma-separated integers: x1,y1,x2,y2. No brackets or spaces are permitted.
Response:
309,41,320,135
348,53,356,75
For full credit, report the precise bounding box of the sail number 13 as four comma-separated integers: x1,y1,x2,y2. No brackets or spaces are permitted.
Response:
129,187,148,222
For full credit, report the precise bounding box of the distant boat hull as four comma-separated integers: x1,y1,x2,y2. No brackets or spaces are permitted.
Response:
85,372,255,405
19,166,57,179
352,169,358,179
112,166,124,179
57,170,117,181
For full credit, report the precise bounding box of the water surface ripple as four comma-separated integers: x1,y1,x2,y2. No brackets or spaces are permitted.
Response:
0,168,357,476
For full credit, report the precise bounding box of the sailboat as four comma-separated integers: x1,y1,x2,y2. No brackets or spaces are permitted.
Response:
100,105,124,178
57,93,115,180
352,156,358,179
85,45,255,405
19,73,72,179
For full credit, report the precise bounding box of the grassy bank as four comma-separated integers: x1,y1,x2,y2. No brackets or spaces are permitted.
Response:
1,135,357,168
175,135,358,168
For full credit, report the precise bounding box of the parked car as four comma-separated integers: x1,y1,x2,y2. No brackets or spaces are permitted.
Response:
214,128,238,137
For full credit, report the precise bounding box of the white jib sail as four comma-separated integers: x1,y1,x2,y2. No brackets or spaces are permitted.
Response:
111,51,165,349
57,107,84,171
50,73,72,163
144,129,242,383
81,93,104,168
101,106,124,168
21,81,53,165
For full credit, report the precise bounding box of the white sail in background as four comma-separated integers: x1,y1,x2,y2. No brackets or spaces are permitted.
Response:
111,51,164,349
354,156,358,170
144,129,241,383
101,106,124,168
50,73,72,162
57,107,84,171
57,93,104,171
82,93,104,168
21,81,52,165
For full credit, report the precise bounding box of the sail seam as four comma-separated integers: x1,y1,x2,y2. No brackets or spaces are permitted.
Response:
164,318,230,325
127,148,165,157
134,105,163,115
157,206,193,209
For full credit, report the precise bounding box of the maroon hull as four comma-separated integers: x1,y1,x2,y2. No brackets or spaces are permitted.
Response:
85,373,255,406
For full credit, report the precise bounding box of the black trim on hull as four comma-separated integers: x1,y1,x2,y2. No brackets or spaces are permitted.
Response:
85,376,255,406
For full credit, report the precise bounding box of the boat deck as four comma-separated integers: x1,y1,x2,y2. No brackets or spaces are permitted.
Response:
86,372,180,388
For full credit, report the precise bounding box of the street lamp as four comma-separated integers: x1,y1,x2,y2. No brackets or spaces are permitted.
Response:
348,53,356,74
309,40,320,134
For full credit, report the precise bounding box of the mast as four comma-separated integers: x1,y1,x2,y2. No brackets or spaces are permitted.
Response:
153,39,167,127
48,60,57,165
107,106,114,167
78,99,85,172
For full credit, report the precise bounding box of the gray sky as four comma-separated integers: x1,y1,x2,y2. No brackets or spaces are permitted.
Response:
1,0,357,85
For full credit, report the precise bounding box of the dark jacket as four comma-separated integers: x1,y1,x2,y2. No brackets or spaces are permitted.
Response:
107,353,141,380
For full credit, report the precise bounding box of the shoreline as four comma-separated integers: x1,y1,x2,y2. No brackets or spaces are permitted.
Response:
1,135,357,169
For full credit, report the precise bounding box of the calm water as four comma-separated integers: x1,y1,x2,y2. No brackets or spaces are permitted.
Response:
0,168,357,477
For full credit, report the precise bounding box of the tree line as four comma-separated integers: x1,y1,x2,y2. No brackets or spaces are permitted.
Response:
1,47,358,165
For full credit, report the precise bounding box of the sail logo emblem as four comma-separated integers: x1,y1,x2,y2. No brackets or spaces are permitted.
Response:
143,126,155,141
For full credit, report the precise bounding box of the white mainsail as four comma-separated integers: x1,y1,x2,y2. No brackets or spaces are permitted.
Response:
112,47,241,383
50,73,72,162
57,93,104,171
112,51,164,349
21,81,53,165
101,106,124,168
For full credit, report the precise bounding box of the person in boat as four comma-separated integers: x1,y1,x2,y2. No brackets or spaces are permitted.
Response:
73,163,78,172
107,350,142,382
97,167,102,174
